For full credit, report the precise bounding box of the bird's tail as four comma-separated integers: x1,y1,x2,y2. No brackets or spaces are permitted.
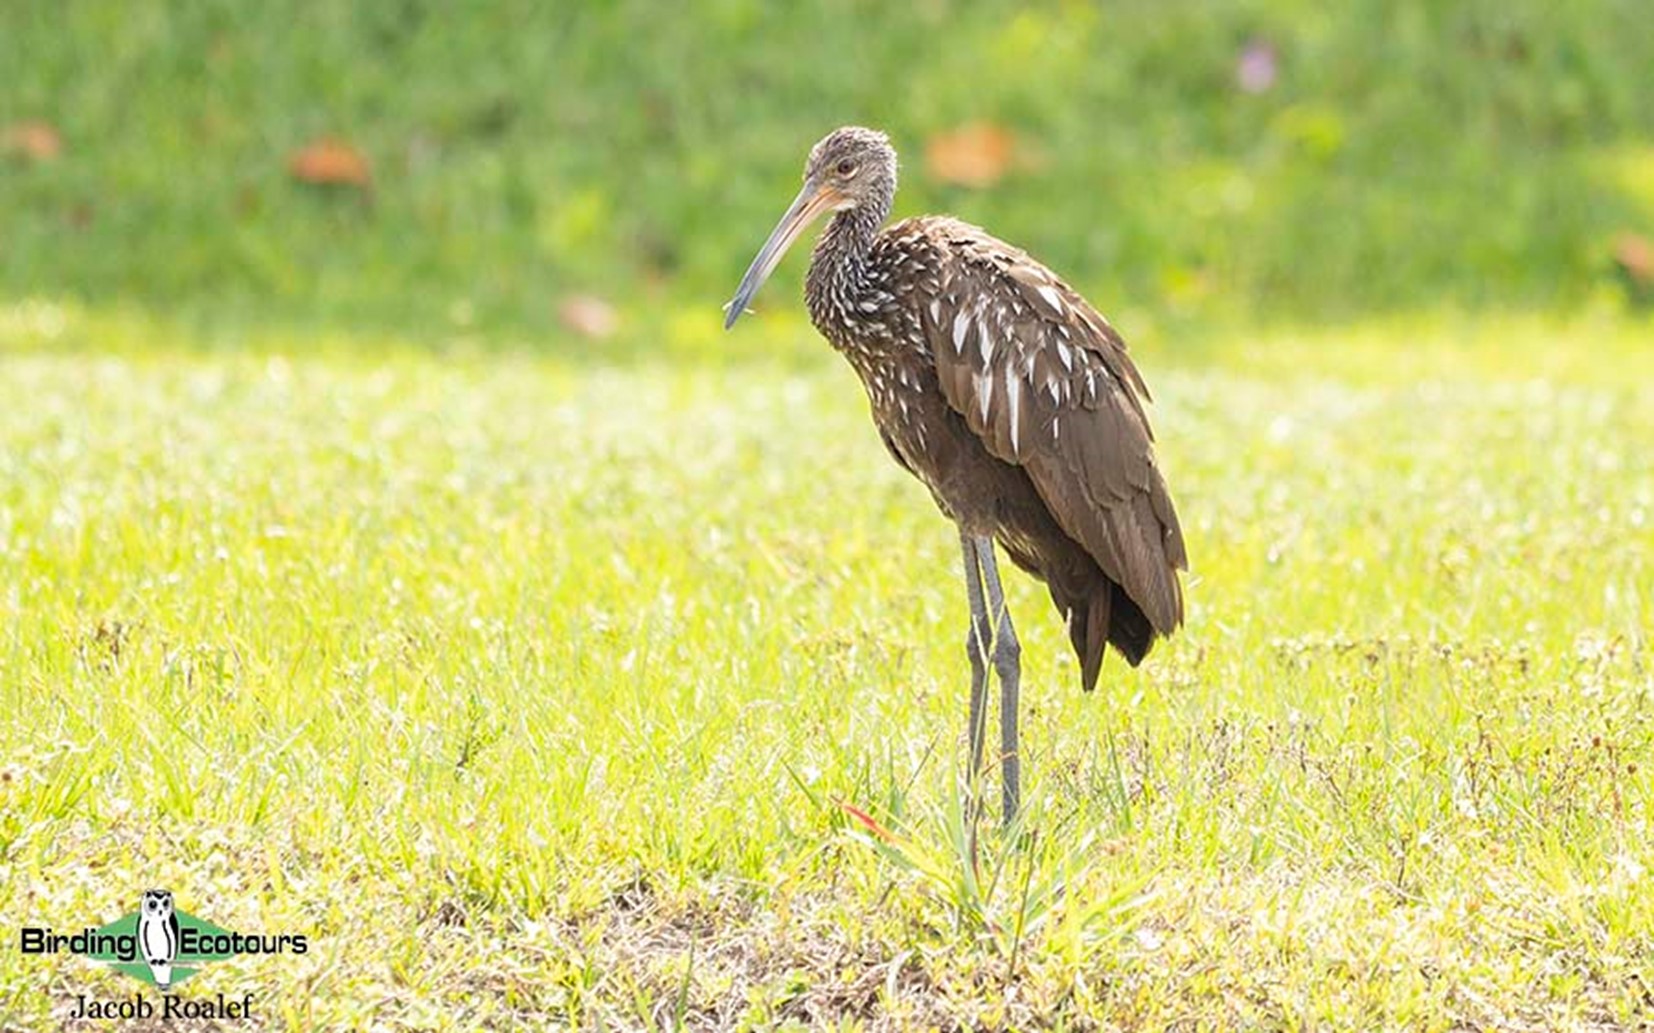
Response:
1104,581,1155,668
1059,579,1155,692
1054,578,1112,692
1000,531,1159,693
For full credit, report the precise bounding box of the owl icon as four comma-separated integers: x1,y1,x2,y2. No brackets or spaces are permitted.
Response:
137,890,180,989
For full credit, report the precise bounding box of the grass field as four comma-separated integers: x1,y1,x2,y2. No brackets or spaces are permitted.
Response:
1,302,1650,1029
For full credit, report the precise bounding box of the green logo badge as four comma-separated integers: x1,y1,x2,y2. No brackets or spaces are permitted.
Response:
85,889,235,988
20,888,308,988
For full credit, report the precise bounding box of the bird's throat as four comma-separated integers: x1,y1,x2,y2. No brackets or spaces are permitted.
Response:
806,203,886,335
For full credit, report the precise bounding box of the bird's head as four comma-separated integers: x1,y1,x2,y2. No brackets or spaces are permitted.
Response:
724,126,897,329
803,126,898,213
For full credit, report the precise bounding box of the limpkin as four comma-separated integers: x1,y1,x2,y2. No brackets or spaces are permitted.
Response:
725,127,1187,824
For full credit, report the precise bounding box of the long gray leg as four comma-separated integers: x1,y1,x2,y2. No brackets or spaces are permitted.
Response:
974,536,1021,825
960,532,991,799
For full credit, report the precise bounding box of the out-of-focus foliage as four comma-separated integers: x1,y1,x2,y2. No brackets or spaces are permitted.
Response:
3,0,1652,341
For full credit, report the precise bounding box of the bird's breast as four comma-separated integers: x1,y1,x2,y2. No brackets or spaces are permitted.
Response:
852,360,1011,535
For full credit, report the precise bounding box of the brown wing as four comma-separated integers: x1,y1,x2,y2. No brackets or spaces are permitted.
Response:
909,217,1187,633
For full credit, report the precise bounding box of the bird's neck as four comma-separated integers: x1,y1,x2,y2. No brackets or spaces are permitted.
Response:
806,200,887,332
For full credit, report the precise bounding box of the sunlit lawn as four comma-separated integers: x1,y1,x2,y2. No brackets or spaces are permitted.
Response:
1,305,1651,1030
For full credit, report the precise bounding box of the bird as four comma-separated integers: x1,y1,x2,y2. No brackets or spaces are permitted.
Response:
137,889,179,989
725,126,1186,825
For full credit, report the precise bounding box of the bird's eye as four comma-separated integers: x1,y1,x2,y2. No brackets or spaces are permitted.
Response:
836,160,855,176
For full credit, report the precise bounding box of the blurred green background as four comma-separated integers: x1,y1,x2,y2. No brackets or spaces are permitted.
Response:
4,0,1652,346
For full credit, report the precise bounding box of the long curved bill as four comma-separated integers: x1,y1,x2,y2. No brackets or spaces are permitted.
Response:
724,180,841,330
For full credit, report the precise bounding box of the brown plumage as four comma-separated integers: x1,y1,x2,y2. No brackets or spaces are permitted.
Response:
726,126,1187,822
